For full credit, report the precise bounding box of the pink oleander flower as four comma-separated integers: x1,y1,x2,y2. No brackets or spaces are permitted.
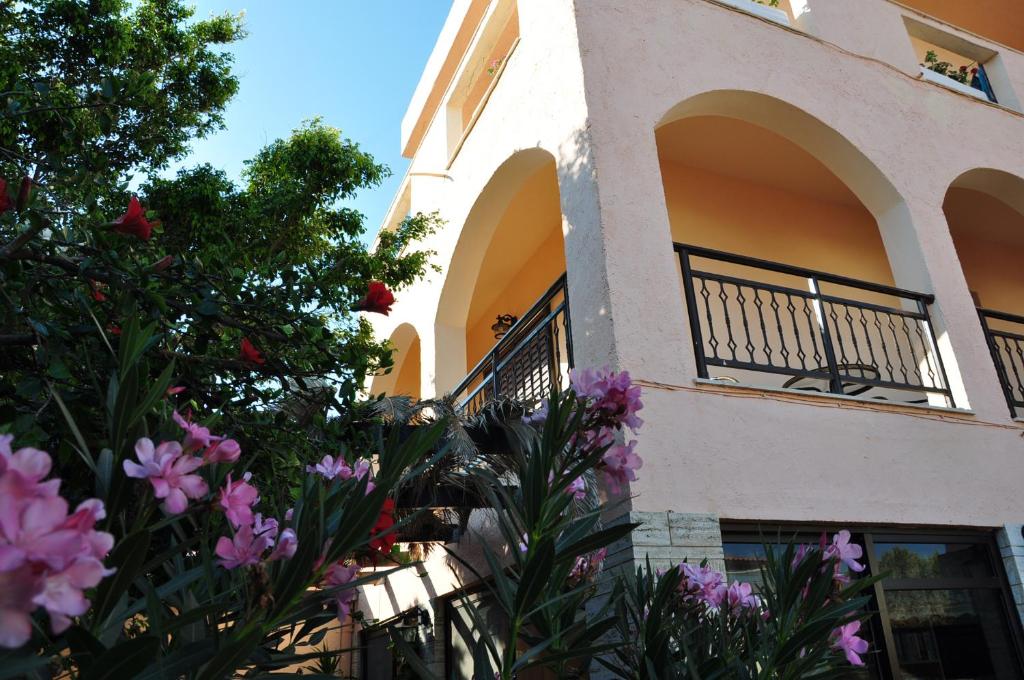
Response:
601,440,643,494
269,528,298,561
0,439,114,648
218,472,259,528
214,513,294,570
567,476,586,501
0,565,39,647
307,454,346,480
322,562,359,623
679,563,727,609
123,438,208,514
172,410,219,453
574,425,615,455
825,530,865,573
570,367,644,431
204,438,240,464
215,523,265,569
831,621,870,666
726,581,759,611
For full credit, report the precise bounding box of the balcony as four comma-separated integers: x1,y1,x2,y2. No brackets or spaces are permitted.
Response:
452,275,572,414
677,244,953,406
979,309,1024,418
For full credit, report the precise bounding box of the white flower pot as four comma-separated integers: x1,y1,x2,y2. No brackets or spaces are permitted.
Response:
919,66,988,101
715,0,791,25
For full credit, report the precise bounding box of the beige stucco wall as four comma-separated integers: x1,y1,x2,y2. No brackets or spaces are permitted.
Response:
366,0,1024,604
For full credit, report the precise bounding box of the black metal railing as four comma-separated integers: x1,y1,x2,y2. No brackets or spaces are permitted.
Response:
676,244,953,405
978,308,1024,417
452,275,573,415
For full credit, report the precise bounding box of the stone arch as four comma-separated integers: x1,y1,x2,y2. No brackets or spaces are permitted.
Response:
654,89,957,405
369,322,421,399
433,147,566,392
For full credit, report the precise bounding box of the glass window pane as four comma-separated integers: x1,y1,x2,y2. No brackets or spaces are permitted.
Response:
885,589,1020,679
875,542,995,580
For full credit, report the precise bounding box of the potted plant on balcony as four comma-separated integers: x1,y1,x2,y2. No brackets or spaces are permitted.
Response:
920,50,988,101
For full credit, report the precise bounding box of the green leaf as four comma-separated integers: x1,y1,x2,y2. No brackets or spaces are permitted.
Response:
65,626,106,670
126,360,175,431
514,536,555,614
0,654,52,679
197,625,266,680
91,529,151,626
80,636,159,680
133,641,216,680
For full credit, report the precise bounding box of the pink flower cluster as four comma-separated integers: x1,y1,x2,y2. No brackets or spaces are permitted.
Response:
0,436,114,648
322,561,359,623
215,513,296,569
307,454,375,493
122,411,241,514
677,563,760,614
569,368,645,496
570,367,644,431
212,471,295,570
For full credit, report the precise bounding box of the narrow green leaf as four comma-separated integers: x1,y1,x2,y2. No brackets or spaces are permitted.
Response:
80,636,159,680
91,529,151,626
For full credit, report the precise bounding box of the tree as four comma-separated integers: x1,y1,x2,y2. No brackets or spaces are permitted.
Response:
0,1,441,494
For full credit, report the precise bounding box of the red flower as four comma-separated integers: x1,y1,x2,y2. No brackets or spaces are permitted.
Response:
239,338,265,365
16,177,31,212
166,386,187,396
353,281,395,316
111,196,154,240
0,178,13,214
108,325,122,336
89,280,107,302
369,498,397,553
152,255,174,272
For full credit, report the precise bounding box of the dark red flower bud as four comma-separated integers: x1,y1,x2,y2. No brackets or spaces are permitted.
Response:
0,179,13,214
152,255,174,272
352,281,395,316
89,280,107,302
240,337,265,365
111,196,154,240
16,177,31,212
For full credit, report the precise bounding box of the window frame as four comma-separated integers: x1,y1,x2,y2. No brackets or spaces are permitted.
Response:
721,523,1024,679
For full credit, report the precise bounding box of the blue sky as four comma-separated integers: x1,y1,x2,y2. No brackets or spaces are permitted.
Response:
167,2,453,242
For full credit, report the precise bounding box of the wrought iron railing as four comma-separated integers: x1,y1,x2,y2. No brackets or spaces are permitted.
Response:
676,244,953,405
978,308,1024,417
452,275,573,414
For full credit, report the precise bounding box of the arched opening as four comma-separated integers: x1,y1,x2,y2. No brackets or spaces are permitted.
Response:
436,149,570,412
370,323,421,400
657,91,952,406
945,168,1024,415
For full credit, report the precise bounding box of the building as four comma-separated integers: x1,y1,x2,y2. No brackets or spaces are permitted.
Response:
357,1,1024,677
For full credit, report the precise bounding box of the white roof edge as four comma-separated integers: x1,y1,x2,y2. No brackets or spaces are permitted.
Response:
400,0,475,153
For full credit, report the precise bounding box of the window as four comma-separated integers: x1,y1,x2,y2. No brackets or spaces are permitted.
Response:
903,16,1015,107
723,528,1024,679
